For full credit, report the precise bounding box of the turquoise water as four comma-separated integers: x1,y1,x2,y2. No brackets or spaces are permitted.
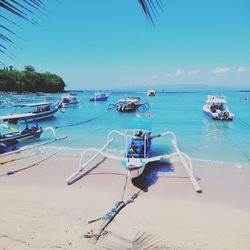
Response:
1,91,250,167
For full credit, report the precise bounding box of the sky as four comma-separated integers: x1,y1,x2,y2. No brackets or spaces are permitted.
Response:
1,0,250,90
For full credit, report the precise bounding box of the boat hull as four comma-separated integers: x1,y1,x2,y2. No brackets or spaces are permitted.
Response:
127,165,145,179
203,110,233,121
89,97,108,102
0,130,42,154
61,101,80,108
3,108,58,124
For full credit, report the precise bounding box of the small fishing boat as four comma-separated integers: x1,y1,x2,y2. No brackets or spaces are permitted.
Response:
66,129,202,193
89,92,109,102
108,97,149,112
203,95,233,121
147,90,156,96
0,120,67,158
240,97,250,102
59,94,80,108
0,102,59,124
0,121,42,154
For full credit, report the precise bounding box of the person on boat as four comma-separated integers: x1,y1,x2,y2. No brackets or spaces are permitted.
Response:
135,131,143,138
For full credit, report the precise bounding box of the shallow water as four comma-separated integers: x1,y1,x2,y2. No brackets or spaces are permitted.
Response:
1,91,250,167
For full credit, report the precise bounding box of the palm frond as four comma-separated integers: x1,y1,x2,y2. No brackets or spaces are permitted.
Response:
96,231,168,250
138,0,163,25
0,0,47,61
0,0,163,64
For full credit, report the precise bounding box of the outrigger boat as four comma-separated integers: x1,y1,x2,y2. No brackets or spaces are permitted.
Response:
203,95,233,121
0,121,42,154
66,129,202,193
108,97,149,113
89,92,109,102
0,102,59,124
59,94,80,108
0,120,67,156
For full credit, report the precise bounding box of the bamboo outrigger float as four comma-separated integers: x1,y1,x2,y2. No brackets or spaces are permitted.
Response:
66,129,202,193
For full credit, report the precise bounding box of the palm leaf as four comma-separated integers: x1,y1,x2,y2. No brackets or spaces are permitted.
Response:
96,231,168,250
0,1,163,64
138,0,163,24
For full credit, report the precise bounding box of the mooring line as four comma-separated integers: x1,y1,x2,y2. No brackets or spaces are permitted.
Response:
84,190,142,241
0,152,57,177
235,116,250,129
0,153,37,165
53,110,112,129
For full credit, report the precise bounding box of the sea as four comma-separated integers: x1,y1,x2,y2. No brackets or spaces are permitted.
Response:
1,91,250,168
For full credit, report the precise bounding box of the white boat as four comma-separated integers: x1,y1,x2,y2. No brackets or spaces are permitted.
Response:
89,92,109,102
60,94,80,108
0,102,59,124
147,90,156,96
66,129,202,193
203,95,233,121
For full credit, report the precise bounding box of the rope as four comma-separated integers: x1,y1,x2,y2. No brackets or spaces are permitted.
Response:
0,153,37,165
0,152,57,177
53,110,112,129
235,116,250,129
84,190,142,240
120,169,129,202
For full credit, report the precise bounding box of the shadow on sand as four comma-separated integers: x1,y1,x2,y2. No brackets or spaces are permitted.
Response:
132,161,175,192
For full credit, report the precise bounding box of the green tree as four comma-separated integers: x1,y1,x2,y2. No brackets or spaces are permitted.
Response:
24,65,36,72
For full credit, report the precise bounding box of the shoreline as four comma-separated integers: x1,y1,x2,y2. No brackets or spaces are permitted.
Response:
0,150,250,249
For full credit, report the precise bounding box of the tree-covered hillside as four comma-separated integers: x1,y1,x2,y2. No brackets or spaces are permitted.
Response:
0,66,65,93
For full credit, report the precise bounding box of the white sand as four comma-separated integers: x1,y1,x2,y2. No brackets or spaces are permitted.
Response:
0,150,250,249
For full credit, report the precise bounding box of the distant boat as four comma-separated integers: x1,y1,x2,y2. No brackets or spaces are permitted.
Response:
108,97,149,113
0,102,59,124
240,97,250,102
89,92,109,102
60,94,80,108
147,90,156,96
203,95,233,121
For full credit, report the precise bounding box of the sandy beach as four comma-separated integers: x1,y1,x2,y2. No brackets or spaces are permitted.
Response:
0,148,250,250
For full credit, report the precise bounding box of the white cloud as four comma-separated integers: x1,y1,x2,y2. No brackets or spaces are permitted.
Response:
164,73,171,78
176,69,185,76
188,69,200,76
236,66,247,73
213,67,231,74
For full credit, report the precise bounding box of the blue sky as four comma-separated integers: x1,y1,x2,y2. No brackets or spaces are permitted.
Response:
1,0,250,89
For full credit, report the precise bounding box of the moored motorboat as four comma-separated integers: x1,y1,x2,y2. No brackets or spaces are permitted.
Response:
89,92,109,102
203,95,233,121
147,90,156,96
0,102,59,124
59,94,80,108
